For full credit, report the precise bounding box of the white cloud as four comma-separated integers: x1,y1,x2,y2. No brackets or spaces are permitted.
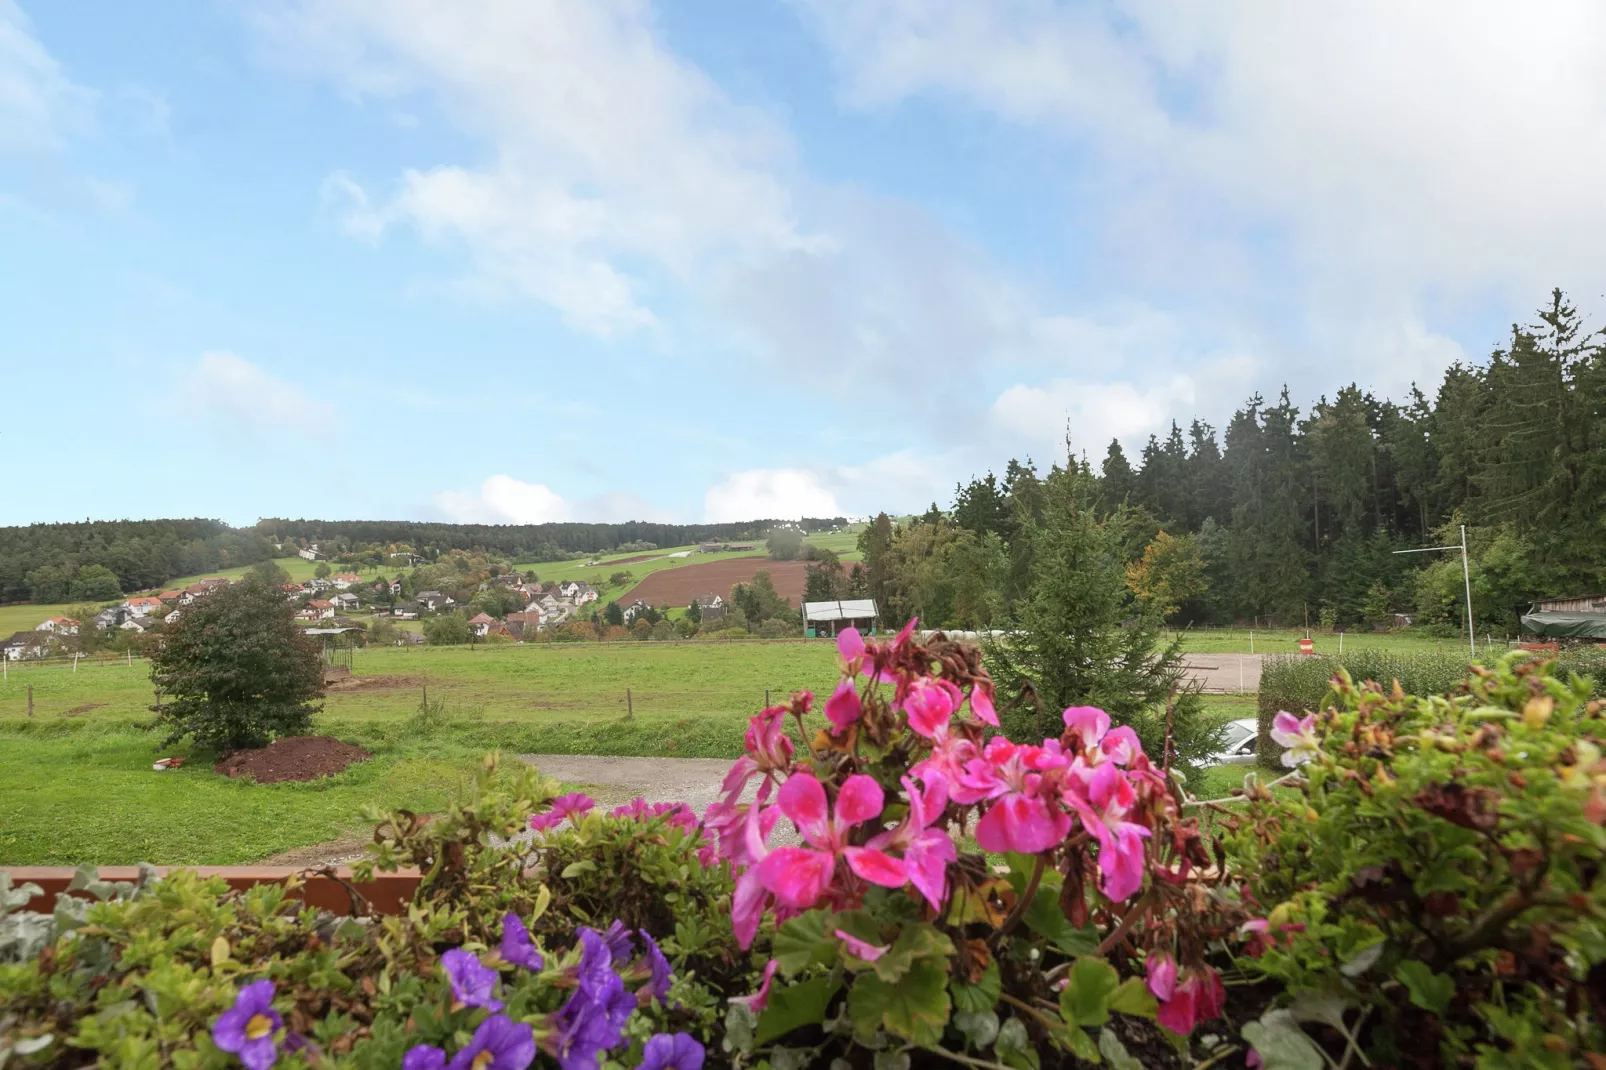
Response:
187,351,333,434
435,474,572,525
990,376,1197,462
704,469,842,522
0,0,95,152
264,0,809,335
796,0,1606,382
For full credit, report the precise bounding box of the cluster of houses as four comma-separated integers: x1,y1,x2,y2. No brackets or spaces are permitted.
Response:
2,578,234,661
404,577,600,639
283,572,370,621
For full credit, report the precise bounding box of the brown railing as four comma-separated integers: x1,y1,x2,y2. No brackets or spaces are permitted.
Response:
6,866,423,916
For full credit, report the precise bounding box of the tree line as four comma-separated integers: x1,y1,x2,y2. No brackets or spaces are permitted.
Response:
0,519,279,604
860,289,1603,635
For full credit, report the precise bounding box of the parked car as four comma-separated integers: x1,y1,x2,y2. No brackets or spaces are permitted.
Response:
1210,717,1260,766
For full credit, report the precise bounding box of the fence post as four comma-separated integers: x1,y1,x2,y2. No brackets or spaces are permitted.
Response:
626,688,633,719
127,650,133,668
74,653,79,673
765,688,770,707
28,684,34,717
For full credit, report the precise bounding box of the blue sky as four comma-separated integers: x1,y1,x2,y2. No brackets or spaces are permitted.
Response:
4,1,1604,527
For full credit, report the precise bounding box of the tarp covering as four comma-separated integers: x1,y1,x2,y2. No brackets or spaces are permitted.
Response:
1519,611,1606,639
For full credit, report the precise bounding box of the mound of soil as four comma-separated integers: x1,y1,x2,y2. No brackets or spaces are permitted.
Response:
215,736,371,784
326,674,428,693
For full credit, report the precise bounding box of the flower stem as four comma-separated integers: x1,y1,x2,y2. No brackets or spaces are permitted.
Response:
992,855,1047,944
1092,890,1154,957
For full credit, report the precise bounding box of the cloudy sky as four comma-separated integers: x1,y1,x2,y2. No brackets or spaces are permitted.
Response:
4,1,1604,527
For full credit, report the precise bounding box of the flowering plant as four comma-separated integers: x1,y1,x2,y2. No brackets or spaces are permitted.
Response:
1229,653,1606,1067
709,623,1251,1066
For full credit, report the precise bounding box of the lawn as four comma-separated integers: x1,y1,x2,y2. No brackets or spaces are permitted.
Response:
1170,626,1510,658
0,602,83,637
157,555,328,590
0,639,1278,865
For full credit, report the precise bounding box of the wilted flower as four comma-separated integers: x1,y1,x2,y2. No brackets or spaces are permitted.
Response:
1270,711,1321,767
730,960,779,1012
637,930,673,1002
1146,954,1226,1035
447,1014,535,1070
443,949,503,1011
500,913,544,972
639,1032,706,1070
212,979,282,1070
835,929,889,962
824,677,862,733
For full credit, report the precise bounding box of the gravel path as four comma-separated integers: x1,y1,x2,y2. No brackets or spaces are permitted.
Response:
1181,654,1261,694
517,754,741,814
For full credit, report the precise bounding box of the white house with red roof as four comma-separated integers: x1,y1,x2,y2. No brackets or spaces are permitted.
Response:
35,616,80,635
467,611,497,636
123,596,165,617
331,572,361,590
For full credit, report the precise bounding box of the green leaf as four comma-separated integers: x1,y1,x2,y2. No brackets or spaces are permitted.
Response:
1024,885,1096,955
994,1017,1040,1070
559,860,596,879
1396,961,1454,1016
1098,1029,1145,1070
1060,957,1120,1027
1242,1011,1325,1070
870,923,955,983
848,959,951,1047
755,976,842,1047
953,1010,999,1050
951,960,1002,1014
1061,1024,1100,1062
1107,977,1158,1020
773,909,840,977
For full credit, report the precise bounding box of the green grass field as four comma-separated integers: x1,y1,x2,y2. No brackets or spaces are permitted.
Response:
1170,626,1510,658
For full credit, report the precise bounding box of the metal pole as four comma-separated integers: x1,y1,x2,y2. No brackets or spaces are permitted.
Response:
1460,524,1475,658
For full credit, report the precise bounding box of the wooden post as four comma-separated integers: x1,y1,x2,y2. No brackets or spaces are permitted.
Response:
28,684,34,717
765,688,770,707
626,688,633,719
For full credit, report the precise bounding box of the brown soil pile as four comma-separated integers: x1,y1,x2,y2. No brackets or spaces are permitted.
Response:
326,674,428,692
215,736,371,783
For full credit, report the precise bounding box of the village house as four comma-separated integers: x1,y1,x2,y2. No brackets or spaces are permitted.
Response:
391,601,421,620
123,596,165,617
298,544,324,561
120,615,159,634
558,580,598,605
389,575,405,596
467,612,497,637
298,599,335,620
4,631,53,660
282,583,305,599
35,617,80,636
621,599,653,625
331,572,361,590
164,609,182,624
157,590,183,605
416,590,455,612
306,577,332,593
331,592,360,612
506,609,542,635
92,607,123,630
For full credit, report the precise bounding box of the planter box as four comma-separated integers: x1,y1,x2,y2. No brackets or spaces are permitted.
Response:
4,866,423,917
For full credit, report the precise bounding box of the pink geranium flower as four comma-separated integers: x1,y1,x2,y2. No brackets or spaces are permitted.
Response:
835,930,889,962
864,775,957,909
968,682,999,727
1146,955,1226,1035
730,960,779,1012
960,738,1073,855
824,678,861,733
729,802,781,949
1270,711,1320,767
901,678,962,739
1063,706,1111,747
755,773,902,909
1065,762,1151,901
837,627,865,663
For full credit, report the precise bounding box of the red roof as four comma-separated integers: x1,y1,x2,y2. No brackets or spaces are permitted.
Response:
307,599,333,608
467,612,496,625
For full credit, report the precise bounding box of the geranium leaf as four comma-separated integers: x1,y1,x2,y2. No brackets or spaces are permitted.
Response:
871,923,955,983
950,960,1002,1015
755,976,842,1047
848,959,951,1047
1107,977,1157,1020
774,909,839,976
1060,956,1120,1027
1242,1010,1325,1070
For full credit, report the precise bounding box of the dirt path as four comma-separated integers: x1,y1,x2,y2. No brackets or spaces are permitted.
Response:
1181,654,1261,694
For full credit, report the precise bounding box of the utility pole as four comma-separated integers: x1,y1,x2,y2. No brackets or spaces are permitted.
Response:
1394,524,1476,657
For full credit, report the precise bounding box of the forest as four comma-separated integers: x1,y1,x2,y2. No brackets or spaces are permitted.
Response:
855,290,1605,634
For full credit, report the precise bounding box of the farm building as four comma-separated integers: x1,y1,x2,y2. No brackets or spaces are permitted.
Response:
803,599,879,638
1521,593,1606,640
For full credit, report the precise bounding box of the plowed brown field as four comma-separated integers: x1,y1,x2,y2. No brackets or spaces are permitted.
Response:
618,557,807,606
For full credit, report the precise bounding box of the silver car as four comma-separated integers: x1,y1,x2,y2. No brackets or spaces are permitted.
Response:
1211,718,1260,766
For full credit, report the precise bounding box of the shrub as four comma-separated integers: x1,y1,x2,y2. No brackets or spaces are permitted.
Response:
1258,648,1606,768
148,576,324,751
1230,653,1606,1066
2,758,746,1069
756,618,795,640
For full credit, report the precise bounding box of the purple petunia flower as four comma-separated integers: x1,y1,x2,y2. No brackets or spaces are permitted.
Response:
640,1033,706,1070
403,1044,447,1070
212,979,283,1070
549,929,634,1070
637,930,673,1003
446,1014,536,1070
500,913,544,972
600,920,634,963
443,949,504,1011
